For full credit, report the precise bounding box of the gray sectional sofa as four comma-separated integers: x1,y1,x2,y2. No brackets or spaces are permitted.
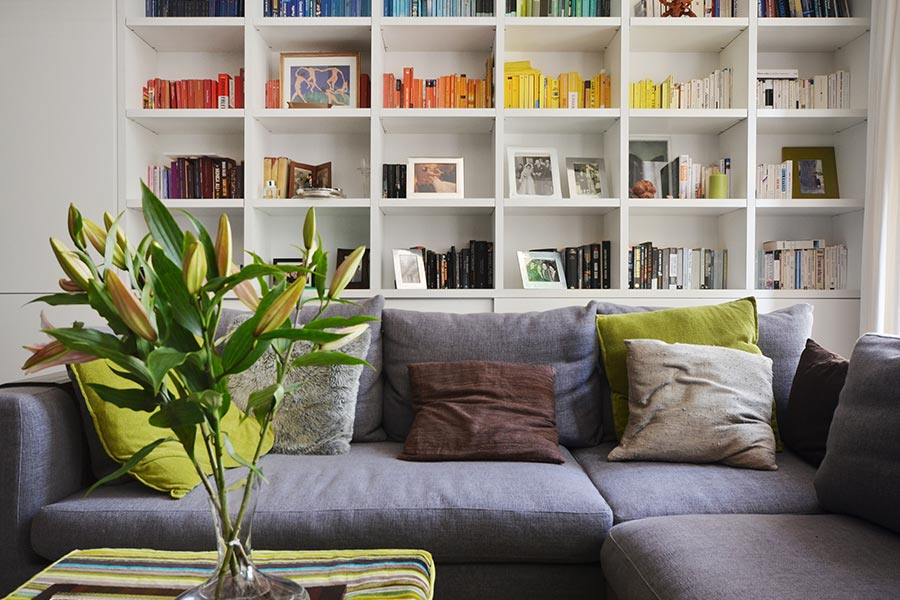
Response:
2,297,899,599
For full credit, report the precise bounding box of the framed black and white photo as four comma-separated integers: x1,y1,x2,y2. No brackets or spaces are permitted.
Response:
336,248,369,289
507,147,562,199
566,157,609,198
406,158,464,199
628,138,669,198
392,249,427,289
516,250,567,289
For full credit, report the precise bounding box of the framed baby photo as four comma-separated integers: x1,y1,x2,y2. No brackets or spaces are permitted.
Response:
280,52,360,108
507,147,562,199
406,158,464,199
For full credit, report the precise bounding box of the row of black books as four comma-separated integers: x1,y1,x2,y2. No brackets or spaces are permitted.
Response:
145,0,244,16
558,243,611,289
382,163,407,198
410,242,493,289
758,0,850,17
628,243,728,290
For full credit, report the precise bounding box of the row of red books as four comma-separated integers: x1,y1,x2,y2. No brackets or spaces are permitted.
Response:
383,68,493,109
143,69,245,109
264,75,372,109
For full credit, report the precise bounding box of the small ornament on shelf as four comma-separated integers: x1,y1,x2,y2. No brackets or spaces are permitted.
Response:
660,0,697,17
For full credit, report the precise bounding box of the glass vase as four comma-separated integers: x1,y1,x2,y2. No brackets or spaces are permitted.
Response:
176,473,310,600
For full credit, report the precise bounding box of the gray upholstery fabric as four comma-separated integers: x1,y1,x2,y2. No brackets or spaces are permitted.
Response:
594,302,812,442
602,514,900,600
32,443,612,564
227,317,370,455
434,564,603,600
574,444,819,523
218,295,385,442
0,377,88,596
382,304,603,447
816,333,900,535
610,340,777,470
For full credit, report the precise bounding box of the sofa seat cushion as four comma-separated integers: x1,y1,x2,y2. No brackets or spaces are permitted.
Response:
574,444,819,523
32,443,612,564
602,514,900,600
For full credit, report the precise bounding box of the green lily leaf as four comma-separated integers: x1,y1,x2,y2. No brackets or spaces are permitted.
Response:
86,280,130,336
141,181,185,266
149,400,203,455
223,432,268,483
28,293,90,306
205,264,285,296
290,352,372,369
245,383,284,428
103,211,125,275
226,476,249,493
146,347,190,393
150,245,203,337
85,437,174,497
257,328,347,344
314,248,328,299
221,280,284,374
88,383,160,412
46,327,152,383
303,315,379,330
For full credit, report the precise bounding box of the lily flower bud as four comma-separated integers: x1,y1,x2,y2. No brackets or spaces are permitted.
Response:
319,323,369,351
22,339,94,374
59,279,82,293
230,263,260,312
105,271,158,342
253,275,307,336
182,241,207,295
329,245,365,300
303,208,316,251
215,214,232,278
68,204,85,250
50,238,93,291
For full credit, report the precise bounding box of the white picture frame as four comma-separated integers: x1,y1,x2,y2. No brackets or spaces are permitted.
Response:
516,250,567,289
406,157,464,199
507,147,562,200
566,157,610,198
392,249,427,289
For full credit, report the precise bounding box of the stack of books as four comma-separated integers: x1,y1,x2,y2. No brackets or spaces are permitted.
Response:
756,69,850,110
758,0,850,17
634,0,738,16
410,243,493,289
504,61,612,109
628,243,728,290
144,71,244,109
505,0,611,17
630,70,733,109
385,0,492,15
758,240,848,290
265,0,371,16
756,160,793,199
145,0,244,16
655,155,732,199
560,243,611,289
384,63,493,109
147,156,244,200
382,164,408,198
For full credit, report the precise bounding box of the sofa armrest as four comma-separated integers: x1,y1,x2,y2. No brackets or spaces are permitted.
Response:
0,374,88,595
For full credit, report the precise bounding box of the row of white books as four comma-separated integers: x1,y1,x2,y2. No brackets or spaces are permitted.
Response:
630,69,733,109
757,160,792,199
757,239,848,290
756,69,850,110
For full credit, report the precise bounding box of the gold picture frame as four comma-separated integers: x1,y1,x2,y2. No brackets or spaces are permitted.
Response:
280,52,360,109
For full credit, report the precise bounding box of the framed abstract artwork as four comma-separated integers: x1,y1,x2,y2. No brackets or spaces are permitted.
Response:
280,52,360,108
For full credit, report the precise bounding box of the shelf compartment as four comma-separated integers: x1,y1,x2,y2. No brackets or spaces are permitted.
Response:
503,18,621,52
752,289,861,299
626,198,747,216
380,18,497,52
252,17,372,50
504,109,620,133
253,109,371,133
126,109,245,134
380,109,496,133
629,109,747,134
505,197,619,216
755,198,864,216
756,109,867,134
249,198,371,216
629,18,749,52
757,18,870,52
380,288,496,298
126,18,245,52
380,198,495,215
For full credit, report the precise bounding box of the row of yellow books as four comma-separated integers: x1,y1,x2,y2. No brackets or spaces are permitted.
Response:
504,61,612,109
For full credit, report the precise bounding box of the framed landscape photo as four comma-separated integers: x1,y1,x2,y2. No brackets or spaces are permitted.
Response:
280,52,360,108
508,147,561,199
566,157,609,198
336,248,369,289
393,249,427,289
516,250,567,289
628,138,669,198
782,146,839,199
406,158,464,199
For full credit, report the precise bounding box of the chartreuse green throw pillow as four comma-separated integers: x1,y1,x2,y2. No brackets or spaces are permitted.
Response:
71,360,274,499
596,297,763,442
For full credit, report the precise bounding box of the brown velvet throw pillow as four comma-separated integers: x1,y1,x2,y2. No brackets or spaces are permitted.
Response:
398,361,565,464
784,339,849,467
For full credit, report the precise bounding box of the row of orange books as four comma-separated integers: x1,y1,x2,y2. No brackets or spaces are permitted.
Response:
144,70,244,109
383,70,493,109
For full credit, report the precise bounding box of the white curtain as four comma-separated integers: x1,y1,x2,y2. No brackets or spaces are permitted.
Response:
861,0,900,334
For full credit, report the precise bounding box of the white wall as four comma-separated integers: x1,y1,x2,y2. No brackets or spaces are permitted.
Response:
0,0,117,381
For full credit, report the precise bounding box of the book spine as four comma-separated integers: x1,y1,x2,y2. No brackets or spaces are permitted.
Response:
565,248,577,289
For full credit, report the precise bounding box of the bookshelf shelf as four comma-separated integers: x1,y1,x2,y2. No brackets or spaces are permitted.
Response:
505,197,619,216
755,198,865,216
503,109,620,133
756,109,868,134
126,18,245,52
629,18,748,52
379,198,496,215
253,109,372,133
504,18,621,52
625,198,746,216
249,198,371,216
756,18,870,52
380,109,496,133
629,109,747,134
380,288,496,299
252,18,373,50
126,198,244,211
126,109,245,134
753,289,862,300
380,18,497,52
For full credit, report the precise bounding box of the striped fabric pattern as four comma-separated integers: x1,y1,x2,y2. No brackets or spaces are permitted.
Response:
7,548,435,600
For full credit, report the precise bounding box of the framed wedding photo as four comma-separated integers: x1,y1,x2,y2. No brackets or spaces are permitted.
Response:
280,52,360,108
516,250,567,289
566,157,609,198
392,249,427,289
406,158,464,199
507,147,562,199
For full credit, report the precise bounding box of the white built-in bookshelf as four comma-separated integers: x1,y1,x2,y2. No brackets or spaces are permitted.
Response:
117,0,871,343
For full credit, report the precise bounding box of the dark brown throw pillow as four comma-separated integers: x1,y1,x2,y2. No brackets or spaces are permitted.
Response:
398,361,565,464
785,339,849,467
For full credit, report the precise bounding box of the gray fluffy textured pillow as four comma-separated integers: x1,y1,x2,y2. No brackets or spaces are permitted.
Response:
226,315,371,455
609,339,777,470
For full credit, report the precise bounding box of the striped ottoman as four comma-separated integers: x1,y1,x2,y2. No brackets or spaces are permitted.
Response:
5,548,435,600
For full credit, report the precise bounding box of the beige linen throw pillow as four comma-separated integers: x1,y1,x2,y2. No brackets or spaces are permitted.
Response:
609,339,777,470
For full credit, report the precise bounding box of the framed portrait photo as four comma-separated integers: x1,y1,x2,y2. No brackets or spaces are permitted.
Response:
781,146,839,199
507,147,562,199
566,157,609,198
406,158,464,199
516,250,567,289
280,52,360,108
288,161,333,197
392,249,427,289
336,248,369,289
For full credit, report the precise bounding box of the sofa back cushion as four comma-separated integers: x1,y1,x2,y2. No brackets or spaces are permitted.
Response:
219,295,385,442
382,304,603,448
815,334,900,534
